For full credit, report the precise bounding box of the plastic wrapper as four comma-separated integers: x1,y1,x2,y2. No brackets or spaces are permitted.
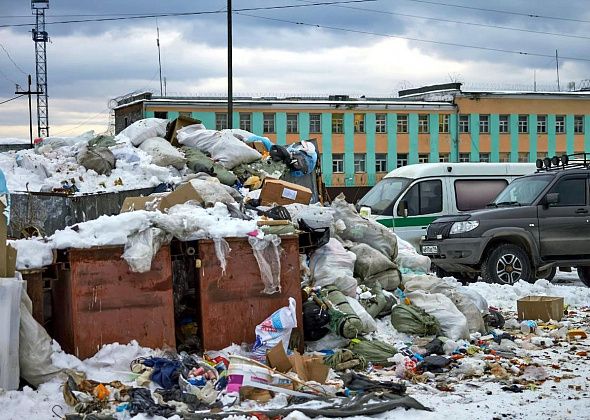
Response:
252,297,297,360
77,146,116,175
213,237,231,276
285,203,334,229
122,227,171,273
139,137,187,170
331,194,398,259
309,238,357,297
117,118,169,146
0,277,22,390
248,234,282,294
406,290,470,340
457,287,489,314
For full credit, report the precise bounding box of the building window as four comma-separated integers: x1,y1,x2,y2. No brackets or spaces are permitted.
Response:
418,114,429,133
354,113,365,133
375,153,387,172
439,114,449,133
574,115,584,134
418,154,429,163
499,115,510,133
537,115,547,134
397,114,408,133
179,111,191,118
499,152,510,162
309,113,321,133
518,115,528,133
124,117,129,128
263,113,275,133
459,115,470,133
518,152,529,162
154,111,168,119
286,113,298,133
376,114,387,133
439,154,449,162
239,113,252,131
459,153,470,163
332,154,344,173
215,112,228,130
479,153,490,162
555,115,565,134
354,153,366,173
479,115,490,134
397,153,408,168
332,113,344,134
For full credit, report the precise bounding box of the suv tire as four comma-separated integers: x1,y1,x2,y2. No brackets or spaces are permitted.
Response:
482,244,532,285
537,266,557,282
577,267,590,288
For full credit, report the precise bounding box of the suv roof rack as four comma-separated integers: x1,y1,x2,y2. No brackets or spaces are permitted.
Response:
535,153,590,172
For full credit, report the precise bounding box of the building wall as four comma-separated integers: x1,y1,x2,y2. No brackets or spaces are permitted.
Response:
133,96,590,187
114,102,143,134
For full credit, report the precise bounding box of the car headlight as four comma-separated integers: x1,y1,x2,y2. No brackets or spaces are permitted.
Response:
450,220,479,235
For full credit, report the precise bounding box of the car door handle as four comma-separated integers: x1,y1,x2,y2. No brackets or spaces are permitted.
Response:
575,208,588,214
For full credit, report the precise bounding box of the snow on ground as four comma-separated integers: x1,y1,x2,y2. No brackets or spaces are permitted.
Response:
0,138,29,145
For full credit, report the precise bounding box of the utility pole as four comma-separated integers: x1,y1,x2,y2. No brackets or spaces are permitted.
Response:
15,75,43,146
157,21,163,96
227,0,233,129
555,49,560,92
32,0,50,137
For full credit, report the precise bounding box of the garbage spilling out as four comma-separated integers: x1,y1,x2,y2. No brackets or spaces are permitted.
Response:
1,118,589,419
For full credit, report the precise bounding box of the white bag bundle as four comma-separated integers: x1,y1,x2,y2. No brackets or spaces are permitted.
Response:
139,137,187,170
117,118,169,146
0,277,23,390
345,296,377,333
310,238,357,297
406,290,470,340
396,236,431,275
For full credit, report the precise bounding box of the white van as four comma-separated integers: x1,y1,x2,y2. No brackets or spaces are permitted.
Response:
357,163,537,249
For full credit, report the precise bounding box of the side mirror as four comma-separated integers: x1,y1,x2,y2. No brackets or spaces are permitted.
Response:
398,200,409,218
545,192,559,207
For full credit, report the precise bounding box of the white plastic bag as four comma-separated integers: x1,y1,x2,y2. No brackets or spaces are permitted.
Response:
122,227,171,273
345,296,377,333
213,237,231,276
0,277,22,390
139,137,187,170
188,179,236,207
252,297,297,360
117,118,169,146
457,287,489,314
396,236,431,275
403,274,442,292
310,239,357,297
249,234,282,294
406,290,470,340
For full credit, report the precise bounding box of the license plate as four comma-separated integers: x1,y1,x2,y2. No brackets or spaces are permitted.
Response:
422,245,438,255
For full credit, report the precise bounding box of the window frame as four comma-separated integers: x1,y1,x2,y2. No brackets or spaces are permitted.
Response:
263,112,275,134
439,114,449,133
332,154,344,173
555,115,565,134
418,154,429,163
479,114,490,134
309,113,322,133
459,114,470,133
548,177,587,207
354,113,365,133
332,113,344,134
397,153,408,168
459,153,470,163
215,112,228,131
239,112,252,131
499,115,510,134
518,115,528,133
154,111,168,119
286,113,298,134
479,153,490,163
439,154,450,162
454,179,509,211
418,114,429,134
398,179,443,216
354,153,366,173
375,153,387,172
375,114,387,133
537,115,547,134
574,115,584,134
397,114,408,133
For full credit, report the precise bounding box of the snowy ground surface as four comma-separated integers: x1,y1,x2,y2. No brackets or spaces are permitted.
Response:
1,270,588,420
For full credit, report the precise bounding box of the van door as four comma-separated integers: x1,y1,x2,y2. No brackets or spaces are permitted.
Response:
394,178,446,249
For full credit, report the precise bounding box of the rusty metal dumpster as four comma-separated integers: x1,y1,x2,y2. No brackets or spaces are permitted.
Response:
52,245,175,359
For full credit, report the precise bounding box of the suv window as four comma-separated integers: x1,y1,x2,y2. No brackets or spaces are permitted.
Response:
398,180,442,216
455,179,508,211
548,177,587,206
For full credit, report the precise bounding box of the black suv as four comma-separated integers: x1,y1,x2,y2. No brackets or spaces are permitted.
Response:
421,154,590,286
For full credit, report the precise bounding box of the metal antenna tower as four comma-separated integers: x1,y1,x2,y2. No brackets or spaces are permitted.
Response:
32,0,50,137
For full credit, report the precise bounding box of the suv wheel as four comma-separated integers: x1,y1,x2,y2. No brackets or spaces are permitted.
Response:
577,267,590,288
537,266,557,282
482,244,532,285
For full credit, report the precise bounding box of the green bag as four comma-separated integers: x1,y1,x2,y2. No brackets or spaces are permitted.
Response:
182,146,237,186
348,339,398,367
88,134,116,148
390,303,440,336
322,285,364,339
359,283,396,319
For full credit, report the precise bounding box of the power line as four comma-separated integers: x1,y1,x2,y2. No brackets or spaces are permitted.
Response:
236,12,590,63
296,0,590,41
0,94,24,105
0,66,18,85
400,0,590,24
0,1,376,28
0,42,28,74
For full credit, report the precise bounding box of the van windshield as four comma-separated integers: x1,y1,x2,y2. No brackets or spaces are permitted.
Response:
492,175,553,206
358,177,410,215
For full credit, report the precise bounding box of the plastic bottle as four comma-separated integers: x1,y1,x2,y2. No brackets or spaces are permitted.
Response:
520,320,537,334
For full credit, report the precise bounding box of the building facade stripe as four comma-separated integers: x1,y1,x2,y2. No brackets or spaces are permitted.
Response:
409,113,419,164
344,113,355,186
469,113,480,162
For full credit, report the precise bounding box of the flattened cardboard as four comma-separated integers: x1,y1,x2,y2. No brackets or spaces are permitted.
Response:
266,342,292,374
166,115,202,147
266,343,329,384
260,179,312,206
517,295,564,322
159,181,205,210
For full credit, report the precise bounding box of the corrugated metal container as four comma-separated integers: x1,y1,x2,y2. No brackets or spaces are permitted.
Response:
194,235,303,351
52,245,175,359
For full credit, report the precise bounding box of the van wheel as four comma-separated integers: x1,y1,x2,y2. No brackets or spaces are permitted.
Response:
482,244,532,285
577,267,590,288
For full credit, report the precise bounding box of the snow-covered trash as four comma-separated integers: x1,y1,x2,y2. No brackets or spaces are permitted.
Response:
138,137,187,170
117,118,169,146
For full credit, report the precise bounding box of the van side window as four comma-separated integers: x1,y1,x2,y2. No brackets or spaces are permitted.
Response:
455,179,509,211
548,178,586,206
399,180,442,216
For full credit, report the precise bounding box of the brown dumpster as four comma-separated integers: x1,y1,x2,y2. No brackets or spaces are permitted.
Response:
195,235,303,351
52,245,175,359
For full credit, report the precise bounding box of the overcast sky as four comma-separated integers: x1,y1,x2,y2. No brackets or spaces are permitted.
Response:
0,0,588,138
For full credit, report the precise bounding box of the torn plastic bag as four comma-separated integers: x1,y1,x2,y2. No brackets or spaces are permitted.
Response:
117,118,169,147
350,243,396,280
322,285,364,339
139,137,187,170
252,297,297,360
213,237,231,276
406,291,470,340
248,234,282,294
390,303,440,337
309,238,357,297
77,146,116,175
331,194,398,259
122,227,171,273
19,288,63,386
0,277,22,390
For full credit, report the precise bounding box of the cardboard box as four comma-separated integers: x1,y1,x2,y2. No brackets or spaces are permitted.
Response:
259,179,312,206
517,296,564,322
120,193,167,213
159,182,205,210
166,115,202,147
266,342,329,384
